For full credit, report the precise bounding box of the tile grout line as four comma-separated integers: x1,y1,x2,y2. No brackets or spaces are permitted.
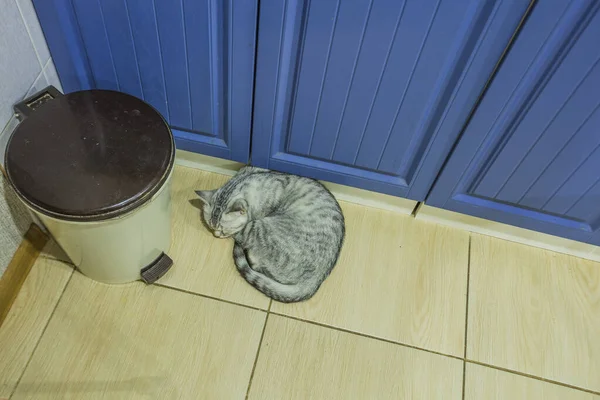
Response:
38,255,269,314
273,304,600,396
466,360,600,396
41,58,52,76
131,277,470,363
245,300,272,399
37,256,599,396
269,311,464,361
38,254,70,263
154,282,269,312
13,0,45,69
9,268,75,398
35,259,271,314
461,235,472,400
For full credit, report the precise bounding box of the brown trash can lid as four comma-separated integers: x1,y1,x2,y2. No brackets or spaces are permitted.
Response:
5,90,174,221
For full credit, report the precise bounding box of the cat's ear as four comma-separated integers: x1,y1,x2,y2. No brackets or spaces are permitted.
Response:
229,199,248,215
195,190,215,205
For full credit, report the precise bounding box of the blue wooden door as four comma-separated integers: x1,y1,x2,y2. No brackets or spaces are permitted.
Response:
33,0,257,163
251,0,530,199
426,0,600,245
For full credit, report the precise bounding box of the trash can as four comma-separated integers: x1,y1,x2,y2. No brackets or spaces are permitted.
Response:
5,87,175,284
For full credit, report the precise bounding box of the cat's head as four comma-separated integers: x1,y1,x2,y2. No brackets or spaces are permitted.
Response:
195,189,248,238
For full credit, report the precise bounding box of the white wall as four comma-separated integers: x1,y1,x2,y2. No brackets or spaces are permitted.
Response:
0,0,63,276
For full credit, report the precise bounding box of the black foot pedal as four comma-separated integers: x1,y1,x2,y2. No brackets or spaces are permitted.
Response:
141,253,173,284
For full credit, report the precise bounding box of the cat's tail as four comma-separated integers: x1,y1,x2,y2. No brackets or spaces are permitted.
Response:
233,244,313,303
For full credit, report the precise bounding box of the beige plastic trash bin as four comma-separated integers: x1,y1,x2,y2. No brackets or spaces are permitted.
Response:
5,87,175,284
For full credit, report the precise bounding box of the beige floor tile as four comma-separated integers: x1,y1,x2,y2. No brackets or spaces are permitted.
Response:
271,202,469,357
13,272,266,399
248,315,463,400
158,166,270,309
0,258,73,397
464,363,600,400
468,234,600,392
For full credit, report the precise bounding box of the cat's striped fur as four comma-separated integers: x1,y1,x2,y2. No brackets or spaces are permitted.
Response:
195,166,345,303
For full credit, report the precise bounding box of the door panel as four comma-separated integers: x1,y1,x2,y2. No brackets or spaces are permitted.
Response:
252,0,529,198
34,0,256,162
426,0,600,245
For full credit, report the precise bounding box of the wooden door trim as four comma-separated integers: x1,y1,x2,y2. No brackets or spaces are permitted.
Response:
0,224,48,328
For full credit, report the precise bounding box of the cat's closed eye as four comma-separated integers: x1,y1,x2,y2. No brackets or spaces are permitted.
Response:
225,209,245,217
228,200,247,215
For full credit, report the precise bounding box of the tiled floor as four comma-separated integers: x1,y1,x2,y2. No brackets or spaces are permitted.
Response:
1,165,599,399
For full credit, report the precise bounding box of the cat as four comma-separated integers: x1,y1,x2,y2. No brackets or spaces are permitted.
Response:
195,166,345,303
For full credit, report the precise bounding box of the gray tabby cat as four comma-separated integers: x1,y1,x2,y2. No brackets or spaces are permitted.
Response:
195,166,345,303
